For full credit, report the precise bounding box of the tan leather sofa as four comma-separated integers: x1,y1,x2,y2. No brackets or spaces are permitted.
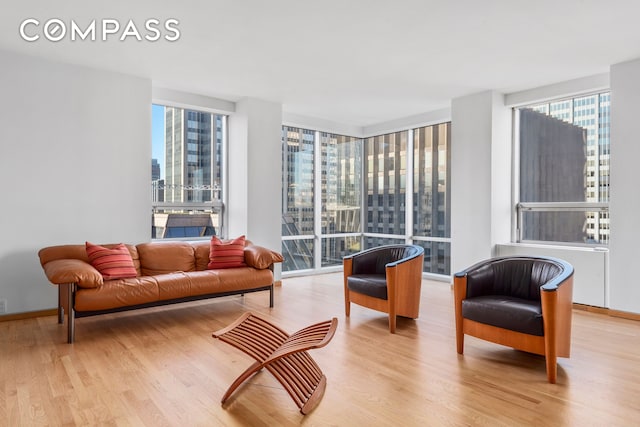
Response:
38,240,284,343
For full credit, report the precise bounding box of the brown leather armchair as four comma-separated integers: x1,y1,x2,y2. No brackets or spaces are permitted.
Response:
343,245,424,333
453,256,574,383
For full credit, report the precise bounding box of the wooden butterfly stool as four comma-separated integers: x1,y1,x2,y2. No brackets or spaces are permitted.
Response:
212,311,338,415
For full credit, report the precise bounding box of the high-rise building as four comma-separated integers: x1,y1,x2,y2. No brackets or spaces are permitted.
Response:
522,92,610,244
281,127,315,271
152,107,224,239
281,124,451,275
164,107,223,203
151,158,164,202
364,131,408,240
413,123,451,275
364,125,451,275
320,132,362,266
519,108,588,243
151,158,161,181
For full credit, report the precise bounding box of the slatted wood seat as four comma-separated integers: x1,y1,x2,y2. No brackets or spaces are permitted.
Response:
212,312,338,414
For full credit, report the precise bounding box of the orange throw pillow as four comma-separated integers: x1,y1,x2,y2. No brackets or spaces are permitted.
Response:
86,242,137,280
208,235,247,269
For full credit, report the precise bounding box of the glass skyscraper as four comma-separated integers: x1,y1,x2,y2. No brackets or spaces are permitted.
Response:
164,107,224,203
282,123,451,275
151,106,225,239
521,92,610,244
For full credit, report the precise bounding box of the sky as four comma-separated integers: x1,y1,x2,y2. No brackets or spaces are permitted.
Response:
151,104,165,179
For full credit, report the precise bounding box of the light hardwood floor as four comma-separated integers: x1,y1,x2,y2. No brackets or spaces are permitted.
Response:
1,273,639,426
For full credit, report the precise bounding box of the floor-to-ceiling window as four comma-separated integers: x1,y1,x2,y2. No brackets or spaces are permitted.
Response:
282,121,451,277
364,131,408,247
412,123,451,275
281,127,315,271
320,132,362,267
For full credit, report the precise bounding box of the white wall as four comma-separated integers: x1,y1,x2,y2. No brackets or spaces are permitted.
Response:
497,74,615,309
496,243,608,307
450,91,511,274
3,46,638,316
362,108,452,137
0,50,151,314
609,58,640,314
490,93,513,247
283,112,363,138
152,87,235,114
283,108,453,140
495,68,640,314
0,51,283,315
504,73,609,107
228,98,283,278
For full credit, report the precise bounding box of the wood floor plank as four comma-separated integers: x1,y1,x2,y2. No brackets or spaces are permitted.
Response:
1,272,639,426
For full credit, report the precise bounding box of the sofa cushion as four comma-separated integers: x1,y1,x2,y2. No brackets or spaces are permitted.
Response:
208,235,247,269
462,295,544,336
137,241,196,275
347,274,388,300
352,246,414,275
74,276,160,312
86,242,138,280
193,240,211,271
467,259,563,301
212,267,274,292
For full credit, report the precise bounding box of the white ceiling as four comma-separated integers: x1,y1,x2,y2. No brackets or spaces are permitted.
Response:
2,0,640,127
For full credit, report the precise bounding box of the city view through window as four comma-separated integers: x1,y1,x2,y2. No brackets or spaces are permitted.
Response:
517,92,610,245
150,95,607,275
151,104,224,239
282,123,451,276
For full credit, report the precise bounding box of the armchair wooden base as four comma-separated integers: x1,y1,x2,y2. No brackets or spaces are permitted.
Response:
453,256,574,384
343,245,425,333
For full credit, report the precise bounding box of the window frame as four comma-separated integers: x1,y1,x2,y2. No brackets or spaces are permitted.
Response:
281,121,452,278
151,102,228,241
512,90,610,247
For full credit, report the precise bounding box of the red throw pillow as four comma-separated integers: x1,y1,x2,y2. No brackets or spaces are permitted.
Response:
208,235,247,269
86,242,138,280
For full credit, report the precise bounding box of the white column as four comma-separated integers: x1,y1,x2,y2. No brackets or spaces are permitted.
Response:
609,57,640,313
228,98,283,278
450,91,511,274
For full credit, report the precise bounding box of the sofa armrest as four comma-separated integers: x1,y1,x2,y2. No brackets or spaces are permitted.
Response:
42,259,104,288
244,245,284,270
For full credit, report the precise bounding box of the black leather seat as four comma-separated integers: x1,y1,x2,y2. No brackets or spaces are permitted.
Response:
343,245,424,333
454,256,574,383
